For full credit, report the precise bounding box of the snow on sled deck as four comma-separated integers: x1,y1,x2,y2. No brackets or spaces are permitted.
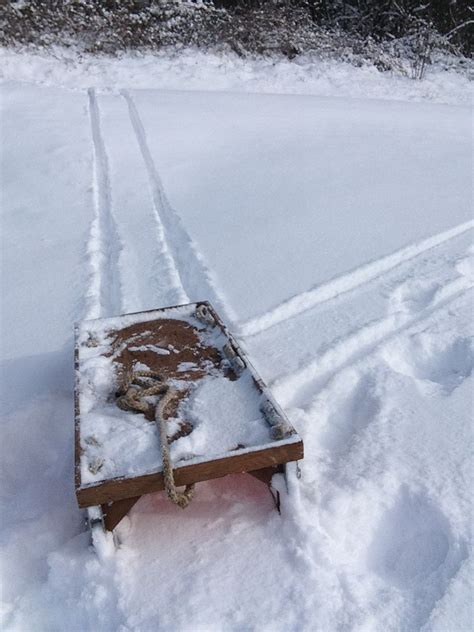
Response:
74,302,303,531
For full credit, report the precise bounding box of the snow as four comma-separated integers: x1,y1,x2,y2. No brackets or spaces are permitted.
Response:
1,49,473,632
172,372,271,460
0,47,472,105
130,90,471,322
76,306,289,484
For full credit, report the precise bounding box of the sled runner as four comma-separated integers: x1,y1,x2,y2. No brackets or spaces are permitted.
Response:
74,302,303,543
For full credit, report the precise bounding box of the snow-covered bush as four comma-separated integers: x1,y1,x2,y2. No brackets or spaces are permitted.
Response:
0,0,227,53
0,0,470,79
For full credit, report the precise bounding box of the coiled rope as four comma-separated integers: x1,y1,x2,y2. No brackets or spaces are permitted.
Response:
116,370,195,509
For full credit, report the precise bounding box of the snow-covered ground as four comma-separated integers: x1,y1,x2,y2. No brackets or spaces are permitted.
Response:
1,51,473,631
0,47,472,105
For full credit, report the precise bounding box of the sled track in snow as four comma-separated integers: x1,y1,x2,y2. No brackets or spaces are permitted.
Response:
86,88,123,320
274,275,473,408
241,220,474,338
121,90,236,324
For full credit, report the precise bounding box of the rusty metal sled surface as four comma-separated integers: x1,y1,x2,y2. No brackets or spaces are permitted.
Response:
74,302,304,511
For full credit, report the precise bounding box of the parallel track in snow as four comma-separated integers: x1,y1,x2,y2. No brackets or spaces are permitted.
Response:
240,220,474,338
121,90,236,323
86,88,123,320
274,273,473,409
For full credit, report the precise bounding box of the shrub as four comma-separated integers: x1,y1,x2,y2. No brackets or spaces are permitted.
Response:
0,0,470,79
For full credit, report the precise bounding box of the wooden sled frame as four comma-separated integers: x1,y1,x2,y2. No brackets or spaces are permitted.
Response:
91,464,285,534
75,302,304,536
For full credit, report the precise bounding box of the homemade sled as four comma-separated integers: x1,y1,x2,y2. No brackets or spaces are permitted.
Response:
75,302,303,542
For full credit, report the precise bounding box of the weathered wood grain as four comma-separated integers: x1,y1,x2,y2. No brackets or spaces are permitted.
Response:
75,301,304,509
77,441,303,507
101,496,141,531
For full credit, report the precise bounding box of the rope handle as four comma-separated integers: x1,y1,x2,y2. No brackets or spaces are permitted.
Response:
116,370,195,508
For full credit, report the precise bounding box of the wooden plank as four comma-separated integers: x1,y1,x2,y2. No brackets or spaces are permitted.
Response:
248,465,283,485
101,496,141,531
75,301,304,509
77,440,303,507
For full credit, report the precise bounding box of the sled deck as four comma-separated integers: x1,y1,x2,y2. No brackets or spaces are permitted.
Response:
74,302,303,533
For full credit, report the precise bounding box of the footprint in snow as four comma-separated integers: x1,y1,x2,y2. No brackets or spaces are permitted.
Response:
321,372,380,458
389,244,474,316
389,278,441,315
367,486,469,631
382,333,473,394
368,487,452,589
455,249,474,282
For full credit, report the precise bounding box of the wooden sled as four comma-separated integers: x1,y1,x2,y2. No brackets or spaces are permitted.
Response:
74,302,303,545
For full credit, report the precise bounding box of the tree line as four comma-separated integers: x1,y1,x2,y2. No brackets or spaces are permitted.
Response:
1,0,471,76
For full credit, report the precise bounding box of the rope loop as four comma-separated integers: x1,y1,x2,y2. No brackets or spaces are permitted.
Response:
117,370,195,509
